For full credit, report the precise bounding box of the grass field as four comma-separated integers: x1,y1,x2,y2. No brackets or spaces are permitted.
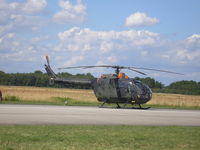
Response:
1,85,200,109
0,125,199,150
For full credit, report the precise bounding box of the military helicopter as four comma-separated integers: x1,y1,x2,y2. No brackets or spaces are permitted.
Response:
44,56,182,109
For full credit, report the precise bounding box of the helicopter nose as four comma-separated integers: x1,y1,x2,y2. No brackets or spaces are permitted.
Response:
146,89,152,100
143,90,152,101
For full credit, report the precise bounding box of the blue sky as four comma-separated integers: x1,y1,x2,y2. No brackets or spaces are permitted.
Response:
0,0,200,85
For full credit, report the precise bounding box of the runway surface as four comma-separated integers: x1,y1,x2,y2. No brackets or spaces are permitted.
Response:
0,104,200,126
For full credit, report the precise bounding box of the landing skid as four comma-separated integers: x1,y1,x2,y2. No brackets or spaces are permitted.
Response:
116,103,121,109
99,102,122,109
99,102,106,108
131,104,151,109
99,102,151,109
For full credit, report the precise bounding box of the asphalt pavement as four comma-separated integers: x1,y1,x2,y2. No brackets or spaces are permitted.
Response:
0,104,200,126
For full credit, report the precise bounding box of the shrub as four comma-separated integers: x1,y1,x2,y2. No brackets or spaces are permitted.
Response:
4,96,20,101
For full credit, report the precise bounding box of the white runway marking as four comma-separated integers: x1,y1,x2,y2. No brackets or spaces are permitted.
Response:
0,104,200,126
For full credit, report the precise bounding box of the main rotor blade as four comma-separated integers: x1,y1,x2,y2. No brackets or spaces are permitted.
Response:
58,66,89,69
57,65,183,75
127,68,146,75
58,65,116,70
129,67,184,75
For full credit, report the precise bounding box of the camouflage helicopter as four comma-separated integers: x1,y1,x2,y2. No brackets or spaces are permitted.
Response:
44,56,182,109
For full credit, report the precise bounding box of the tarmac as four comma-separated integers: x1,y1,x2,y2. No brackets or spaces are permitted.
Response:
0,104,200,126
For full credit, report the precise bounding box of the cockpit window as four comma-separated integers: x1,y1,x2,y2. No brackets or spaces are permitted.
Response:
134,80,151,93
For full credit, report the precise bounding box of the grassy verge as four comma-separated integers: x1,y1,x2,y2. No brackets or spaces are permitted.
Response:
0,125,199,150
1,96,200,110
1,96,100,106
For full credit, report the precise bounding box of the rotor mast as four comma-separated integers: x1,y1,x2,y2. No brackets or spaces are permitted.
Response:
115,67,120,75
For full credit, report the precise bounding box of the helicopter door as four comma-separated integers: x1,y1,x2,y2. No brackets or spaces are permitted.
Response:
118,80,132,99
94,78,118,100
108,79,118,99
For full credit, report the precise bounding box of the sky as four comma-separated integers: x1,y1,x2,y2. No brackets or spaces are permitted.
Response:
0,0,200,85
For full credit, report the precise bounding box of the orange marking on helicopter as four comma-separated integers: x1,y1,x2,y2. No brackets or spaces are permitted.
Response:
118,72,129,79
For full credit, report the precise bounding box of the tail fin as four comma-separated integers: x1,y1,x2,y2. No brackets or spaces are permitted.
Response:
46,55,50,66
45,64,57,79
44,55,57,79
44,55,92,86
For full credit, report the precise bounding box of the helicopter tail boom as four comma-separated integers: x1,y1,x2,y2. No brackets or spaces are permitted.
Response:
44,56,92,86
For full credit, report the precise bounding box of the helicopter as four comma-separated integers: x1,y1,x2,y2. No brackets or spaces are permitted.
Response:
44,56,183,109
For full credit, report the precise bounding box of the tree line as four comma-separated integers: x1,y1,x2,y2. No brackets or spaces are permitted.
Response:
0,70,199,95
0,70,94,89
136,77,200,95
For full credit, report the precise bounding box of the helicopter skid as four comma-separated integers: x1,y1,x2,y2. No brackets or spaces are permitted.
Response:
99,102,151,109
131,106,151,110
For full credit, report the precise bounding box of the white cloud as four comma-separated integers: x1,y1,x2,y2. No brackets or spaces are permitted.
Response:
62,55,84,67
0,32,16,51
187,34,200,40
100,42,114,53
57,27,159,54
162,34,200,65
22,0,47,14
125,12,159,27
0,0,47,15
54,27,163,73
185,34,200,49
107,56,117,63
174,50,197,65
0,0,47,36
53,0,87,24
0,31,51,66
176,49,193,61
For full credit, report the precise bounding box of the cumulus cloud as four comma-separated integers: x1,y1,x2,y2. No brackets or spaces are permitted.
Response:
178,35,200,63
53,0,87,24
22,0,47,15
0,0,47,16
160,34,200,68
124,12,159,27
62,55,84,67
186,34,200,49
0,33,50,61
0,0,47,36
0,0,47,70
55,27,162,70
57,27,159,53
